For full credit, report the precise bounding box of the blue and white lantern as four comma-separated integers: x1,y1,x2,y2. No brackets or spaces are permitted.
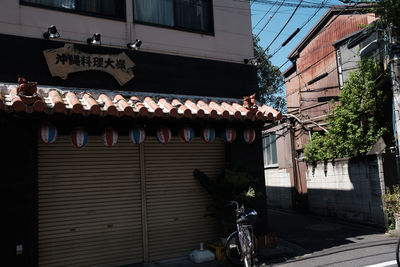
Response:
222,127,236,143
243,128,256,144
102,127,118,148
129,127,146,145
179,126,195,143
201,127,215,144
156,127,172,144
38,124,57,144
71,128,88,148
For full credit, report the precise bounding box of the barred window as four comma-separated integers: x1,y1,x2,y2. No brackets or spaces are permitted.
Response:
133,0,214,34
21,0,125,20
263,133,278,167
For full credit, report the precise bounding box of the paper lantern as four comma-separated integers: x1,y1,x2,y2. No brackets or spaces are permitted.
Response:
222,127,236,143
102,128,118,148
156,127,171,144
201,128,215,144
129,127,146,145
179,126,195,143
243,128,256,144
38,124,57,144
71,128,88,148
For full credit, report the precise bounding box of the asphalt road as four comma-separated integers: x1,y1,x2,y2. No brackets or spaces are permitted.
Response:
262,208,399,267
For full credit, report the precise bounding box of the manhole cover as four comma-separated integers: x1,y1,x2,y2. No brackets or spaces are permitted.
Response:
306,224,341,231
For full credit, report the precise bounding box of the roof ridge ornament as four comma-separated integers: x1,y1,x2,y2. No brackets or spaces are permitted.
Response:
243,93,258,112
16,76,40,106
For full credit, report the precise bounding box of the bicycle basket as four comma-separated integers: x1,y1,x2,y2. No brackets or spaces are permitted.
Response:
239,208,257,226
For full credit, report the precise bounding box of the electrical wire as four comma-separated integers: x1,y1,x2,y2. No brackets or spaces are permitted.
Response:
263,0,304,52
235,0,332,9
252,0,278,30
255,1,285,38
255,2,362,71
268,0,327,58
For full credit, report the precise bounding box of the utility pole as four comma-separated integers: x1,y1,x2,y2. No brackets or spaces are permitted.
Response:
388,25,400,180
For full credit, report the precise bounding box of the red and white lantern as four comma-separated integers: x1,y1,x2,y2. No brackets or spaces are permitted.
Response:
243,128,256,144
102,127,118,148
156,127,172,144
129,127,146,145
201,127,215,144
179,126,195,143
222,127,236,143
38,124,57,144
71,128,88,148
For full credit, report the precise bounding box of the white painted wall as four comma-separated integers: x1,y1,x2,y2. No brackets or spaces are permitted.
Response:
306,156,386,227
265,168,292,209
0,0,253,63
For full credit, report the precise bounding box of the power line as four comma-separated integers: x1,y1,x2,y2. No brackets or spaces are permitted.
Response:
252,0,278,30
269,0,327,58
263,0,304,52
236,0,332,9
254,1,285,38
254,2,361,71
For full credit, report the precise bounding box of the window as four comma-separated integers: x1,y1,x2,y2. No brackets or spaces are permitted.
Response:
133,0,214,34
263,134,278,167
21,0,125,20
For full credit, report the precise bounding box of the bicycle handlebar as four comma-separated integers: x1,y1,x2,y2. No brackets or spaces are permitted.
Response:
226,200,239,211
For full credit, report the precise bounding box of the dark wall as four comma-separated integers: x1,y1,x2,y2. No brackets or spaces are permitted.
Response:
226,125,267,235
0,34,256,98
0,113,38,267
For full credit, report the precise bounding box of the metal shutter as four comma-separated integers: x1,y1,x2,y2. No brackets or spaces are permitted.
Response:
144,137,225,261
38,136,143,267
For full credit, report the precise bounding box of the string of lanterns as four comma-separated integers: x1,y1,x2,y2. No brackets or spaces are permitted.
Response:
38,124,257,148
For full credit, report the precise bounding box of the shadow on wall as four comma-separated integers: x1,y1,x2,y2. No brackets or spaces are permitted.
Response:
306,154,398,228
266,154,398,229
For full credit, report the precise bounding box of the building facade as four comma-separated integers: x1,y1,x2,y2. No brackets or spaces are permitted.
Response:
0,1,281,266
263,5,379,211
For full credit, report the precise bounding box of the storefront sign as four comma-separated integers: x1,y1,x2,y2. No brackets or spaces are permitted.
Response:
43,43,135,86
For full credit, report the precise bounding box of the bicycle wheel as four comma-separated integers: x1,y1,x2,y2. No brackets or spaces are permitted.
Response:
242,228,255,267
225,231,242,266
396,237,400,266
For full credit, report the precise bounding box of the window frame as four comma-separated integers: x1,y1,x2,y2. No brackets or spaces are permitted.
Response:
263,133,278,168
20,0,127,21
132,0,215,36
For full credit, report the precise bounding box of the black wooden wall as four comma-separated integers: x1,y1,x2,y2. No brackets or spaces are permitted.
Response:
0,34,256,99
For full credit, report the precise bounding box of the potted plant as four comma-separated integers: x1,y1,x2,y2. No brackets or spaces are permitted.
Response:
193,167,257,237
382,185,400,231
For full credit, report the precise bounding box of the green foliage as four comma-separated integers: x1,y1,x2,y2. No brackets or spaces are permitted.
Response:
382,185,400,230
304,59,391,163
193,167,256,235
365,0,400,29
382,185,400,213
253,36,286,112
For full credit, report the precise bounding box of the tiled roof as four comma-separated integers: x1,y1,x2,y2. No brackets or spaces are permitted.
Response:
0,83,282,121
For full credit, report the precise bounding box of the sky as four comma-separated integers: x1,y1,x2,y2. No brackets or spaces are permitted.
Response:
250,0,347,72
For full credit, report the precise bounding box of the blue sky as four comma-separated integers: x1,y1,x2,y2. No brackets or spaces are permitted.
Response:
250,0,346,72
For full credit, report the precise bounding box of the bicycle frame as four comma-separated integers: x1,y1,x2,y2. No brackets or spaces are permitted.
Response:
226,201,255,267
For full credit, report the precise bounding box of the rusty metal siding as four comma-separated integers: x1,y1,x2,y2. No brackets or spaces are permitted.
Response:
285,12,376,150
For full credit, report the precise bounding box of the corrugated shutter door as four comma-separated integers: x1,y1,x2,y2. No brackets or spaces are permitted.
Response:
38,136,143,267
145,137,225,261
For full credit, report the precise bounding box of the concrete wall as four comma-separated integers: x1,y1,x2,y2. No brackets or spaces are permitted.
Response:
265,168,292,210
0,0,253,63
306,155,386,227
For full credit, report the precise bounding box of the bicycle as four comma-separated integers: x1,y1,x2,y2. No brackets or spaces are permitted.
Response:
224,201,258,267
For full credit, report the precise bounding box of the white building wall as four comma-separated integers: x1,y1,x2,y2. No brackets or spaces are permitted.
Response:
0,0,253,63
306,156,386,227
265,168,292,209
